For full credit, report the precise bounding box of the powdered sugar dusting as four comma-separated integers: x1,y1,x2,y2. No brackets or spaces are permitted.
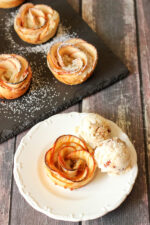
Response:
0,59,61,123
4,11,77,56
0,9,77,125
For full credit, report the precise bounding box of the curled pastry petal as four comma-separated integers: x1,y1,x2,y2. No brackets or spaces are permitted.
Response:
0,0,24,8
0,54,32,99
14,3,60,44
47,38,98,85
45,135,96,190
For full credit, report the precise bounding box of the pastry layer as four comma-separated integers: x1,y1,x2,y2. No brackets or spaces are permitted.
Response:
0,0,24,8
47,38,98,85
0,54,32,99
14,3,60,44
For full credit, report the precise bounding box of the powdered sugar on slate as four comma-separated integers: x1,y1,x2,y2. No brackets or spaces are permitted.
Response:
4,11,77,55
0,10,77,122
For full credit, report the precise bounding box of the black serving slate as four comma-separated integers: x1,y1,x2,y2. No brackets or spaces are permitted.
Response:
0,0,128,144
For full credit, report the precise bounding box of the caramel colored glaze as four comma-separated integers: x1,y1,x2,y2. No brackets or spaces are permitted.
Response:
45,135,96,190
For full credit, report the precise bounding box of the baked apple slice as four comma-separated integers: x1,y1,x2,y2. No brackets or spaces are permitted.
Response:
45,135,96,190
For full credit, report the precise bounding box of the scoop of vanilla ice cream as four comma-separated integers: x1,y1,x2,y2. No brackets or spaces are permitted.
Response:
94,137,131,174
78,113,111,149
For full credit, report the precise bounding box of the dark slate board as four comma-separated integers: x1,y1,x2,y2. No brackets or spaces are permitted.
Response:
0,0,128,144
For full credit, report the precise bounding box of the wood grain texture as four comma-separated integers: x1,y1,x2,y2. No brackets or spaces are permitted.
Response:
81,0,149,225
0,138,15,225
67,0,80,12
136,0,150,188
61,104,79,113
9,1,80,224
2,0,150,225
9,107,79,225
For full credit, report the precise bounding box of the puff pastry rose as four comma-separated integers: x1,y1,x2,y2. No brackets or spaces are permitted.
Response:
0,0,24,8
47,38,98,85
14,3,60,44
0,54,32,99
45,135,96,190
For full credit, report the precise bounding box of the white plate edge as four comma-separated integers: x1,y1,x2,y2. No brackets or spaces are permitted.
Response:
13,112,138,221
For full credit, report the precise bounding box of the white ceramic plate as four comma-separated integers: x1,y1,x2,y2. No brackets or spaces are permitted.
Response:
14,112,138,221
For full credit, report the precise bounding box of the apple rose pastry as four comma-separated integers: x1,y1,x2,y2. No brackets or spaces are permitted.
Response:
0,54,32,99
47,38,98,85
45,135,96,190
78,113,111,149
14,3,60,44
0,0,24,8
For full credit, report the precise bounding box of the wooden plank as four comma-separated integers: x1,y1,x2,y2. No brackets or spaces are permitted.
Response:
9,1,80,224
0,138,15,225
136,0,150,192
61,105,79,113
9,107,80,225
67,0,80,12
9,106,80,225
81,0,149,225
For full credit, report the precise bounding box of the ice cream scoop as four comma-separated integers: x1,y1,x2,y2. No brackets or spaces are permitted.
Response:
78,113,111,149
94,137,131,175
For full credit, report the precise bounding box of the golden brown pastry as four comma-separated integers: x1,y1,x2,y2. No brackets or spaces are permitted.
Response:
14,3,60,44
0,0,25,8
45,135,96,190
47,38,98,85
0,54,32,99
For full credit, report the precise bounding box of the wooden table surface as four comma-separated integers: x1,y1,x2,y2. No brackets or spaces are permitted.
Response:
1,0,150,224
